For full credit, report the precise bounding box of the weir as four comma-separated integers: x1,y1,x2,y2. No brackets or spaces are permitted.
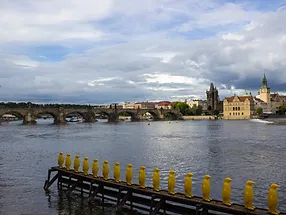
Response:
44,153,286,215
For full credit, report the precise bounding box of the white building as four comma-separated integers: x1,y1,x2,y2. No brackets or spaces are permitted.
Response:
253,97,267,113
188,99,208,110
122,102,136,109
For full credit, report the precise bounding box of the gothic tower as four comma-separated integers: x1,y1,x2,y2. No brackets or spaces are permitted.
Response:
259,73,271,112
206,83,220,111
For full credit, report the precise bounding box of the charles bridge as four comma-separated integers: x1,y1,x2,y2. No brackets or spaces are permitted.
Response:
0,106,182,124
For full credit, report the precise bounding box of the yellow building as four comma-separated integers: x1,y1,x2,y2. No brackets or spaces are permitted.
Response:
257,74,286,113
224,74,286,118
258,73,271,112
223,95,255,119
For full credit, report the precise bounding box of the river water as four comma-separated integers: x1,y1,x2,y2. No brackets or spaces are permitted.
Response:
1,119,286,215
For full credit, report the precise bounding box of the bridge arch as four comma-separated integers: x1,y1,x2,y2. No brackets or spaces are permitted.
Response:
94,110,114,122
0,111,25,119
139,110,160,121
65,111,87,122
0,111,25,124
117,110,138,122
34,111,58,124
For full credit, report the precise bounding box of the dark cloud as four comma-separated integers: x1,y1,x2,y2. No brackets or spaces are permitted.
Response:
0,1,286,103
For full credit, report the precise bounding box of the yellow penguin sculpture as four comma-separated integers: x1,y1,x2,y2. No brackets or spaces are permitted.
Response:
74,154,80,173
139,166,146,188
222,177,232,206
148,122,150,125
168,121,171,124
83,157,89,175
92,159,99,177
102,160,109,180
152,168,160,191
168,170,176,195
114,162,121,183
184,172,193,198
65,153,71,170
244,180,255,210
58,152,64,168
268,184,280,215
126,164,133,185
202,175,212,201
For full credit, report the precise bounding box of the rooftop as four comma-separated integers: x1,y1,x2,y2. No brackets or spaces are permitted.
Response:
224,96,253,102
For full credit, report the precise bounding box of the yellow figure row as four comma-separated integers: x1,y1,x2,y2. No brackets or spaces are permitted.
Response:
58,153,280,215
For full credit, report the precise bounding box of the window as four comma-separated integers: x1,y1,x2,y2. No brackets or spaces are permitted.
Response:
233,107,235,111
238,112,240,115
229,113,231,115
238,107,240,111
242,112,244,115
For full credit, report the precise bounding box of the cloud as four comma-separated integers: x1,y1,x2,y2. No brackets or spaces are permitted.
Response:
0,0,286,104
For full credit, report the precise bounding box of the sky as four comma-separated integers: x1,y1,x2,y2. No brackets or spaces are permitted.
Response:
0,0,286,104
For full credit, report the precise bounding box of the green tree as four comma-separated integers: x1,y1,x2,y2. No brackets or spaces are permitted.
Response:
256,107,263,114
188,104,203,116
213,110,219,116
172,102,190,115
278,105,286,115
195,105,203,115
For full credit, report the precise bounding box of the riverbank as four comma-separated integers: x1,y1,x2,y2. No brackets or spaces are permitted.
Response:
266,120,286,125
183,115,216,120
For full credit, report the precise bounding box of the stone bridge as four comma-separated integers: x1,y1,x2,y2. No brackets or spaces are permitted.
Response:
0,107,182,124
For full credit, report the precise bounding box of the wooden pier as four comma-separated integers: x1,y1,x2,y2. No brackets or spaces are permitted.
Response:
44,167,285,215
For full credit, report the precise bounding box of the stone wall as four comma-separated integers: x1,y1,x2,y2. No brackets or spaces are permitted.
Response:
183,115,216,120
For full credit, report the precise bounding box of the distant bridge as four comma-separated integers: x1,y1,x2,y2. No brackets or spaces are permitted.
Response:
0,107,182,124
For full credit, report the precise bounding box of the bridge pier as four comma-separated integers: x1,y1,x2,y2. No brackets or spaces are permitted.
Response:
23,113,37,125
84,110,97,123
108,113,119,122
54,110,67,125
131,114,143,122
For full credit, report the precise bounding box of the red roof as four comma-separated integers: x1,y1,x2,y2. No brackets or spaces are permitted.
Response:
157,101,172,106
225,96,253,102
135,102,155,104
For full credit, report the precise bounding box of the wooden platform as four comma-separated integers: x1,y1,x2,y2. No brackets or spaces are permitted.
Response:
44,167,285,215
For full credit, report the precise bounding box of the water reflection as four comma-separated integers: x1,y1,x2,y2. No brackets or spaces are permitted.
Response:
46,190,137,215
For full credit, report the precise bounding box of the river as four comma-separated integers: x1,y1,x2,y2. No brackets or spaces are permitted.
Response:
0,119,286,215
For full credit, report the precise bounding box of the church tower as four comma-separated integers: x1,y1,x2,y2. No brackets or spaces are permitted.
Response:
259,73,271,112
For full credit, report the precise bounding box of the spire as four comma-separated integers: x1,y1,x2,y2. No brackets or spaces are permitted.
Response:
262,73,268,88
210,83,214,90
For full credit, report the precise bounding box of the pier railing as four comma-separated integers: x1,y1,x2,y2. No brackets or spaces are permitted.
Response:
44,152,285,215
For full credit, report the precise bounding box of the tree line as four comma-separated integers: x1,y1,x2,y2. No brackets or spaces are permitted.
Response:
257,105,286,115
172,102,205,116
0,102,93,109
